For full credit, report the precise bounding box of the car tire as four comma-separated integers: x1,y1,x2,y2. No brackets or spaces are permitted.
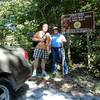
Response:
0,78,14,100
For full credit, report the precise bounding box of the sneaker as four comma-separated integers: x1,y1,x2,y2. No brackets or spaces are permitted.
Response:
32,72,37,77
63,73,68,79
42,71,48,77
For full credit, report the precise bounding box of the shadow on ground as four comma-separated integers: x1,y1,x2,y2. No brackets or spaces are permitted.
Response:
14,75,100,100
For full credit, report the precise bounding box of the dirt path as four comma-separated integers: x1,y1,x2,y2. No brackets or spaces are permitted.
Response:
15,76,100,100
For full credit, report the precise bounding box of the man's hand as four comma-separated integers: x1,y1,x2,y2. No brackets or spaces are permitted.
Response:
61,39,66,42
39,38,44,42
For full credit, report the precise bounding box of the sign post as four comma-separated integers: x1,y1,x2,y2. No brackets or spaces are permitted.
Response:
87,32,91,67
61,12,95,67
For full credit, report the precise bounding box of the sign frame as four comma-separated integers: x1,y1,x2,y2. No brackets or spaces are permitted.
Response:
61,11,95,33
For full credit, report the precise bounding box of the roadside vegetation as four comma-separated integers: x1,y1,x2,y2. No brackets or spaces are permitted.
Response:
0,0,100,95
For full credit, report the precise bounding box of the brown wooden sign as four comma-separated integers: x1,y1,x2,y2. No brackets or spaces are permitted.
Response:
61,12,95,33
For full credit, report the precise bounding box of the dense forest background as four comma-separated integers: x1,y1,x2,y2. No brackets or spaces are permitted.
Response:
0,0,100,78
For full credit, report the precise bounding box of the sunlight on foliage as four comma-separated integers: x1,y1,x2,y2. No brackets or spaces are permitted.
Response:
0,0,100,78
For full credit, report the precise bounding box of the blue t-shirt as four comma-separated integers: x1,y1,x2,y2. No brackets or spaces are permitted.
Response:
51,33,65,47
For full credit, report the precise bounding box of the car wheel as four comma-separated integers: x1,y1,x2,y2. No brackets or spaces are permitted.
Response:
0,79,13,100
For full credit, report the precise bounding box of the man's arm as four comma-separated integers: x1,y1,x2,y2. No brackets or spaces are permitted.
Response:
61,34,67,42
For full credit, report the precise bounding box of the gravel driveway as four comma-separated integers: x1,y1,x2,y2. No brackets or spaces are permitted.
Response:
14,77,100,100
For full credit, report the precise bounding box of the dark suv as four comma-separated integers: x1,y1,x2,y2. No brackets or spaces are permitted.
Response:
0,46,32,100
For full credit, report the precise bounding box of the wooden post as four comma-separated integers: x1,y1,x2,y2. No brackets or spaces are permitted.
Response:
87,32,91,68
67,32,72,66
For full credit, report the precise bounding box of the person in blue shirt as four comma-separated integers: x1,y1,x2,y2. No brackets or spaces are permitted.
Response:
51,26,68,76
